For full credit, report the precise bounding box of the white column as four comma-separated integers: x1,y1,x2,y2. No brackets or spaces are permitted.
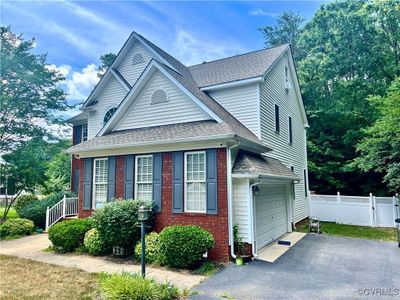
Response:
62,195,66,218
337,191,341,224
45,207,50,231
369,193,375,227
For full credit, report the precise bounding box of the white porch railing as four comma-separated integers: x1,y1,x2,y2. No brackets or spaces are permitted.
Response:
45,195,78,231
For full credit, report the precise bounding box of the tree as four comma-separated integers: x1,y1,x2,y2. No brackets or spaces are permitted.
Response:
355,78,400,193
295,0,399,195
259,11,305,59
0,26,71,152
97,52,116,77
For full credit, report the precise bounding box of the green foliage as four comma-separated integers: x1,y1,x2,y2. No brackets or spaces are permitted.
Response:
192,261,222,276
134,232,165,264
14,194,38,214
355,78,400,192
0,218,34,238
84,228,108,256
0,26,71,153
233,224,246,256
159,225,215,268
97,53,117,77
99,272,179,300
92,199,152,249
48,219,94,252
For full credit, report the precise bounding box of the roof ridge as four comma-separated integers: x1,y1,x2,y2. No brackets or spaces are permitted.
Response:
188,44,289,68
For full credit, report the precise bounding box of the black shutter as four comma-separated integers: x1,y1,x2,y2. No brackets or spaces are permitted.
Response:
74,125,82,145
275,104,280,132
206,149,218,215
83,158,92,210
107,157,116,202
153,153,162,212
124,155,134,199
172,152,183,213
289,116,293,144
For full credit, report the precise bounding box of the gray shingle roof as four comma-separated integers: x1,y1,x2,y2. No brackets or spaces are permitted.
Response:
189,44,289,87
232,150,299,180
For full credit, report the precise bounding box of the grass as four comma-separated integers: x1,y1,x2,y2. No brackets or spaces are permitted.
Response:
296,221,397,242
0,206,19,220
192,261,223,276
0,255,98,300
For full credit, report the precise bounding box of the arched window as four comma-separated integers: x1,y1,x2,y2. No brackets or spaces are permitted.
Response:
132,53,145,65
103,107,117,125
151,89,168,105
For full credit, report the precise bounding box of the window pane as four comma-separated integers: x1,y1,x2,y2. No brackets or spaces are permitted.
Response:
137,183,152,201
136,156,153,200
94,158,108,209
185,152,206,212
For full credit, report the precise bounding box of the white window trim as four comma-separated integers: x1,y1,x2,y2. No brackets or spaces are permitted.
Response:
92,158,108,209
82,124,88,142
184,150,207,213
135,154,153,200
103,107,118,126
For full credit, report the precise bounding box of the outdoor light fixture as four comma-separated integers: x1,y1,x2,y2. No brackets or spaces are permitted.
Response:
138,205,151,278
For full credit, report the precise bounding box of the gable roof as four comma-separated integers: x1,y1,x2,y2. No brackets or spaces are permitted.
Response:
232,150,299,180
189,44,289,88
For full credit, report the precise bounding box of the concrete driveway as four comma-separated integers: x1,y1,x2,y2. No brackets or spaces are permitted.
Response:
193,234,400,299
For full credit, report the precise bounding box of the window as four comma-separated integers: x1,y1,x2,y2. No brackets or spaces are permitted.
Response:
288,116,293,144
151,89,168,105
304,169,308,197
284,65,291,89
93,158,108,209
103,107,117,125
135,155,153,201
274,104,280,132
291,166,295,199
132,53,145,65
185,151,206,213
82,124,88,142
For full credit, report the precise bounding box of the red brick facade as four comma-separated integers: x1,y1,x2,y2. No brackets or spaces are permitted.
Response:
75,148,230,261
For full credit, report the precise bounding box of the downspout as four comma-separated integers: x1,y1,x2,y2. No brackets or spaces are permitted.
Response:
228,141,240,259
249,179,262,258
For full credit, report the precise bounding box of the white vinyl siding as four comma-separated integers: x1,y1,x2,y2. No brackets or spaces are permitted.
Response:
232,178,250,243
93,158,108,209
184,151,206,213
88,76,127,139
208,83,260,137
259,54,309,223
135,155,153,201
115,71,210,131
116,40,153,86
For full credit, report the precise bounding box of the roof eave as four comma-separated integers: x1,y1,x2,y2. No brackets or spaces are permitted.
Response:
200,76,263,91
231,173,299,182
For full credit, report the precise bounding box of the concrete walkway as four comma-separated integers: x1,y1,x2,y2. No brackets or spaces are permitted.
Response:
0,234,205,290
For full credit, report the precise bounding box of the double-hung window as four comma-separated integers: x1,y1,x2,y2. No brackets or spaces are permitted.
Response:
82,124,88,142
135,155,153,201
185,151,206,213
93,158,108,209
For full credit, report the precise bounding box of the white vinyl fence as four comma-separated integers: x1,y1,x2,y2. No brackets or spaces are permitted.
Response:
310,192,399,228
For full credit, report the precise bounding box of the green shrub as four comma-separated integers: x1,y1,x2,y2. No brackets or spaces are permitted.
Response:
14,194,38,214
134,232,165,264
159,225,215,268
0,218,35,238
99,272,179,300
84,228,108,256
92,199,152,249
48,219,94,252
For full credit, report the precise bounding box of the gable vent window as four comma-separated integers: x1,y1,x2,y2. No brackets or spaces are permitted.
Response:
284,65,291,90
151,89,168,105
132,53,145,65
103,107,117,125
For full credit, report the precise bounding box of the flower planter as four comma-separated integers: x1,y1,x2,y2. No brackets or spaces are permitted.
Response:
236,256,243,266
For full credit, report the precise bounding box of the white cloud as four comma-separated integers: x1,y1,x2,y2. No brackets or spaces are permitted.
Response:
249,9,278,17
65,64,99,102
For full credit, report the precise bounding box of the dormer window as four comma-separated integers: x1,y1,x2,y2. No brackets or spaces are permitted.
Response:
132,53,145,65
151,89,168,105
103,107,117,125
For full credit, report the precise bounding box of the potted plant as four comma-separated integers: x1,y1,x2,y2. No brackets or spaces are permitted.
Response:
233,224,247,266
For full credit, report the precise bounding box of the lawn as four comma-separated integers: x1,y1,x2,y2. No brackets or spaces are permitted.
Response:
296,221,397,242
0,255,98,299
0,206,19,219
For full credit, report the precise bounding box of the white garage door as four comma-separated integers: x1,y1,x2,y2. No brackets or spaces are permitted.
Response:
255,184,288,251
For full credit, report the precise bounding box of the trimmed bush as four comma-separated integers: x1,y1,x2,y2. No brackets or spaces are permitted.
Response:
134,232,165,264
48,219,94,252
92,199,152,249
159,225,215,268
84,228,108,256
0,218,35,238
99,272,179,300
14,194,38,214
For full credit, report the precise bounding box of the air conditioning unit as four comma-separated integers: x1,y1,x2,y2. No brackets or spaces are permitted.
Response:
285,81,291,90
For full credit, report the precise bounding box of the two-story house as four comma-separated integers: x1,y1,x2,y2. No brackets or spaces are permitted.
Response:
66,31,309,261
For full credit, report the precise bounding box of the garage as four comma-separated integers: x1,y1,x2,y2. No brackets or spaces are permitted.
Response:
255,184,289,251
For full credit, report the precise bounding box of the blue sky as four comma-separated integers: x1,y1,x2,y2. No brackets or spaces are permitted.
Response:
2,0,325,116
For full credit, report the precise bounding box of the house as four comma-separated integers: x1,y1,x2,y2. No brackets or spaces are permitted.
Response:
66,31,309,261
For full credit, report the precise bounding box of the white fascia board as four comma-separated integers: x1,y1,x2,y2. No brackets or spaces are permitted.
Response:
98,60,223,136
110,69,130,92
200,76,263,91
232,173,299,182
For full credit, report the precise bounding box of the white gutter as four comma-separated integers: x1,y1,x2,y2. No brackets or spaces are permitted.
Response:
249,180,262,258
228,141,240,259
200,76,263,91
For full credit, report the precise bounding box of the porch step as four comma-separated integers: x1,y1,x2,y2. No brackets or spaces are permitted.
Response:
63,215,78,220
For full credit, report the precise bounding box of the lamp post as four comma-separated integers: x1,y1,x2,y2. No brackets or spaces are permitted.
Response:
138,205,151,278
